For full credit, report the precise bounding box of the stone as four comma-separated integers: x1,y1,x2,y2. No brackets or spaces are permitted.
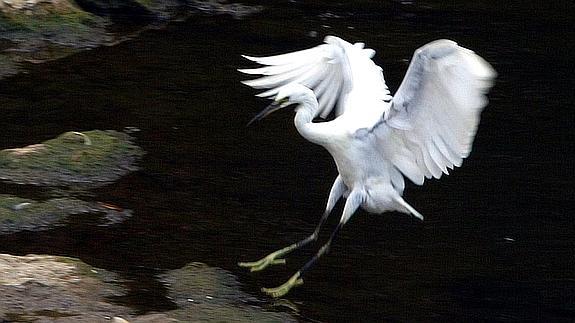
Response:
0,253,127,322
160,262,297,322
0,255,298,322
0,130,144,188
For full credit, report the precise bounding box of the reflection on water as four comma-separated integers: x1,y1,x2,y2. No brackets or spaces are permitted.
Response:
0,1,573,322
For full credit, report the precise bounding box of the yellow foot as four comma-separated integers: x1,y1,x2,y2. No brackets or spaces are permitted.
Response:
238,250,287,272
261,272,304,298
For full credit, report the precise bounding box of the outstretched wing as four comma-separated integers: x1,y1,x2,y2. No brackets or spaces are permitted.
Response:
372,40,496,185
240,36,392,119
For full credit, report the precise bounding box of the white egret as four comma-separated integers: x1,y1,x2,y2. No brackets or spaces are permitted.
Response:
238,36,496,297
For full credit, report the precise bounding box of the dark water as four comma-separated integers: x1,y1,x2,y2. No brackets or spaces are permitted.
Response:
1,1,574,322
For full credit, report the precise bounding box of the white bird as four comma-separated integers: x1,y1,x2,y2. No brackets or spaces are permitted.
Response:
238,36,496,297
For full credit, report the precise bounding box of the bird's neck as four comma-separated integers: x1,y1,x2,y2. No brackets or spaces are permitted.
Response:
293,96,328,145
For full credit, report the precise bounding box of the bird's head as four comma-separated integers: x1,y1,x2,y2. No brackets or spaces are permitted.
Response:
247,84,314,125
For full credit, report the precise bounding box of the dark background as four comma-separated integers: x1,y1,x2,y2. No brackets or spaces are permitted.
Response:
0,1,573,321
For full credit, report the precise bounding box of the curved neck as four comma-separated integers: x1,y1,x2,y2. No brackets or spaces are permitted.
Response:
293,95,328,145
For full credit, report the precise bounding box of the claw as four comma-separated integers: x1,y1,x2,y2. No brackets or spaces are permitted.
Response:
261,272,304,298
238,251,287,272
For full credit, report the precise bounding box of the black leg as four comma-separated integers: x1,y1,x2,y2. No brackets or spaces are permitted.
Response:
261,189,362,298
300,223,342,275
238,211,330,272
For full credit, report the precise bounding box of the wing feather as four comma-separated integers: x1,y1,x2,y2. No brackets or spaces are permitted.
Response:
241,46,326,66
319,66,343,116
373,39,495,184
240,36,391,119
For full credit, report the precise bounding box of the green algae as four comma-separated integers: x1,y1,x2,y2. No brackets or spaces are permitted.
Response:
4,10,96,33
0,130,143,187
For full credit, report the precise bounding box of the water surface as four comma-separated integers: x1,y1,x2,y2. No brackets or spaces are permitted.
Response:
0,2,573,322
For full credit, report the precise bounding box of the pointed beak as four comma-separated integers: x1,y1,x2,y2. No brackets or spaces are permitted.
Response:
247,100,285,126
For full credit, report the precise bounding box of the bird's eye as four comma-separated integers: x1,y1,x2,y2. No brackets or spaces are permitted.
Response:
278,97,289,104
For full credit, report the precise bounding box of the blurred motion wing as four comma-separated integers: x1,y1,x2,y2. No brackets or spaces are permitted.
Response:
240,36,392,119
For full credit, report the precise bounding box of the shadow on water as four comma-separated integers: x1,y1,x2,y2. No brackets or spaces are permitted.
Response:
0,1,574,321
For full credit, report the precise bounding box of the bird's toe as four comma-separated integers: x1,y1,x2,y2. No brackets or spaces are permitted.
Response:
261,272,303,298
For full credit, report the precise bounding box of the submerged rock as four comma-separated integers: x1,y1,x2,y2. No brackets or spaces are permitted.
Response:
0,130,144,188
160,262,297,322
0,194,132,234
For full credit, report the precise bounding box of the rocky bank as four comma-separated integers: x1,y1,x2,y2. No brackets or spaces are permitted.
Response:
0,0,262,78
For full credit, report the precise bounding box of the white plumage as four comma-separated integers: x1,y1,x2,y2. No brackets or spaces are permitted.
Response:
238,36,496,297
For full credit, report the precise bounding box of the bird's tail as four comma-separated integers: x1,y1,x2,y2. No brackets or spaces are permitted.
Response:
394,197,424,221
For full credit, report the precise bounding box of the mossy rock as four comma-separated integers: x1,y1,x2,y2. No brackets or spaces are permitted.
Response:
0,0,110,46
0,256,296,322
0,0,110,70
1,0,101,30
160,262,297,322
0,130,144,188
0,253,129,323
0,253,120,286
0,194,131,234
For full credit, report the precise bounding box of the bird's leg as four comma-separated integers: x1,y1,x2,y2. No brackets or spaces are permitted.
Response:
238,211,329,272
261,189,362,298
239,176,346,272
261,223,343,298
